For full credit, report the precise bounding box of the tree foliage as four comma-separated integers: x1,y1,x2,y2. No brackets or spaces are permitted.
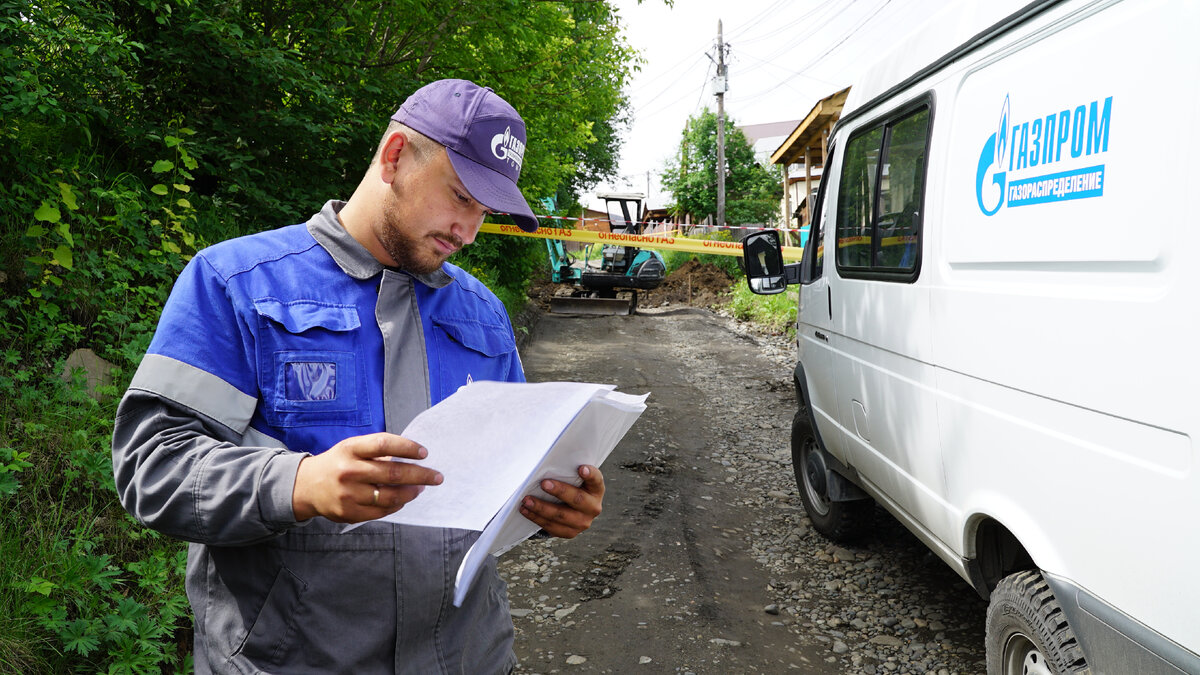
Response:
0,1,639,670
660,108,783,226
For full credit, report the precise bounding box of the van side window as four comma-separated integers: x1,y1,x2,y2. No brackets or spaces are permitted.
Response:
835,104,930,279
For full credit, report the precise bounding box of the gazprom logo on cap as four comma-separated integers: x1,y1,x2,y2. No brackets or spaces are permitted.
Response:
975,93,1112,216
491,126,525,172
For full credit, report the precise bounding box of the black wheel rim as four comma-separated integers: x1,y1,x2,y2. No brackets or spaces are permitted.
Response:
800,438,832,517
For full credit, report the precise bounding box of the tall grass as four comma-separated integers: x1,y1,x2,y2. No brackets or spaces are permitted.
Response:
724,281,799,340
0,369,193,674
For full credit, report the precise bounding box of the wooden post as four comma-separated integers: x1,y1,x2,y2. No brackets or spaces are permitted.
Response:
804,146,813,230
782,162,791,237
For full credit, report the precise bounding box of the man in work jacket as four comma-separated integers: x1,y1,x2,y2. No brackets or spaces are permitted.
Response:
111,79,606,674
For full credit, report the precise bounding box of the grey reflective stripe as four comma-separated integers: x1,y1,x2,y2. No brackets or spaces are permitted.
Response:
130,354,257,435
377,270,430,432
241,425,288,450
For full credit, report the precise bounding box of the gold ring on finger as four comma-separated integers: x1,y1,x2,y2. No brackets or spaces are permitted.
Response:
372,487,380,506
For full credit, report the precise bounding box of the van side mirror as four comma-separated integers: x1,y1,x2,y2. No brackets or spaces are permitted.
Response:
740,230,798,294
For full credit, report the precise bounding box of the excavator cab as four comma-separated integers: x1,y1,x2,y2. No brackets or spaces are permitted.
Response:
546,192,667,315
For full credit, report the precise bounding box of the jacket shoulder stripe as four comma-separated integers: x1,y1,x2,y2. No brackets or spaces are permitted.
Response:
130,354,257,434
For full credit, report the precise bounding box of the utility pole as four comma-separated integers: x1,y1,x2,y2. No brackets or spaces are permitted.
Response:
713,20,728,228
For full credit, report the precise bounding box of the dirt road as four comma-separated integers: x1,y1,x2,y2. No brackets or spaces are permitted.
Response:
503,307,987,674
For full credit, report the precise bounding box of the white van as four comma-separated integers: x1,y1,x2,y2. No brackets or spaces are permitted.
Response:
742,1,1200,673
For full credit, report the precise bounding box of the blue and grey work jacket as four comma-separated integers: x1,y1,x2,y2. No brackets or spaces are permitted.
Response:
112,201,523,674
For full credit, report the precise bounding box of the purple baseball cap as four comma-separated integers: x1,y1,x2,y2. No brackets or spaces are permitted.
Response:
392,79,538,232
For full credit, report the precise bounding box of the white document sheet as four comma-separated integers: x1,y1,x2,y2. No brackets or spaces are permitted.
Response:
341,380,648,606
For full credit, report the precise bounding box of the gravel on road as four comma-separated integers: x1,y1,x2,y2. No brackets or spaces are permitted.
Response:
503,306,988,674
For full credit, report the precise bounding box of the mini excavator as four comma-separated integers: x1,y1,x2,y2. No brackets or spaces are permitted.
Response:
545,192,667,315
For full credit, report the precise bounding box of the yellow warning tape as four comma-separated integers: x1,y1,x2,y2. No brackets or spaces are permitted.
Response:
479,222,804,261
837,235,917,249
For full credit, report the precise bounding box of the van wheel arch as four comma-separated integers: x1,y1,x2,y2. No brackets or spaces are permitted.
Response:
967,517,1036,599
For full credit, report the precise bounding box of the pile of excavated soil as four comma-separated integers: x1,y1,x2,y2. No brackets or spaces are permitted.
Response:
639,259,734,308
525,260,736,311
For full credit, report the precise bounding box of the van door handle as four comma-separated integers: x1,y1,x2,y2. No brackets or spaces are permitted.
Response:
814,330,829,342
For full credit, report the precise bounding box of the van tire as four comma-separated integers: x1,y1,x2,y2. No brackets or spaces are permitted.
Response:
986,570,1088,675
792,408,873,542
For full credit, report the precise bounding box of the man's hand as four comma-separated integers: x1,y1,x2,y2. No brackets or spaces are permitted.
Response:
518,465,605,538
292,433,443,524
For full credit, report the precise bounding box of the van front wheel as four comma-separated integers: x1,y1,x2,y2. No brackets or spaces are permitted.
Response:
986,570,1088,675
792,409,872,541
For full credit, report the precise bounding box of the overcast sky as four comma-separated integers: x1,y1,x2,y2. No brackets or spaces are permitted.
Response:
585,0,955,212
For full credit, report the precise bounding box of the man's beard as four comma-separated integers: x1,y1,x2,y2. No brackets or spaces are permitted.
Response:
379,210,462,275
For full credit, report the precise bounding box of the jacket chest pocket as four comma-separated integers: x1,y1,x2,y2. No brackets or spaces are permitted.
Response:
254,298,371,428
430,316,515,402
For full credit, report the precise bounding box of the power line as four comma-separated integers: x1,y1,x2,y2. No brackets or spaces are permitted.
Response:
629,46,710,96
633,53,710,117
724,0,794,41
794,0,895,72
730,0,897,105
730,51,840,105
755,0,863,63
731,0,843,48
691,58,715,116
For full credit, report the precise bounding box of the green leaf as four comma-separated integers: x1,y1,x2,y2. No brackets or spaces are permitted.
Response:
151,184,169,195
57,182,78,210
52,245,73,269
176,198,192,209
151,159,174,173
0,473,18,497
34,201,61,223
25,224,46,237
61,618,100,655
173,183,191,193
56,221,73,247
164,135,182,147
25,576,57,596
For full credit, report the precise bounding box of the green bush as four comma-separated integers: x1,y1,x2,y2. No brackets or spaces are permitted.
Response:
0,1,638,670
0,368,193,675
725,282,799,339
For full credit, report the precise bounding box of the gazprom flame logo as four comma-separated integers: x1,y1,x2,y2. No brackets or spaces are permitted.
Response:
491,126,525,172
975,95,1010,216
975,93,1112,216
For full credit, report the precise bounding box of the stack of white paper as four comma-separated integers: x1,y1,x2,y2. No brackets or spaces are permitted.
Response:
344,380,648,606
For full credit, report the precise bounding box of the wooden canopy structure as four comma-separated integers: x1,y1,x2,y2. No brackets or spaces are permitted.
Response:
771,86,850,230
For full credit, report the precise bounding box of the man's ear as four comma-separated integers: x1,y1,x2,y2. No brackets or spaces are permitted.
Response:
379,130,407,184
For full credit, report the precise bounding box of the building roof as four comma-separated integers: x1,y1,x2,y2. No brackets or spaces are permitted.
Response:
738,119,803,144
770,86,851,166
